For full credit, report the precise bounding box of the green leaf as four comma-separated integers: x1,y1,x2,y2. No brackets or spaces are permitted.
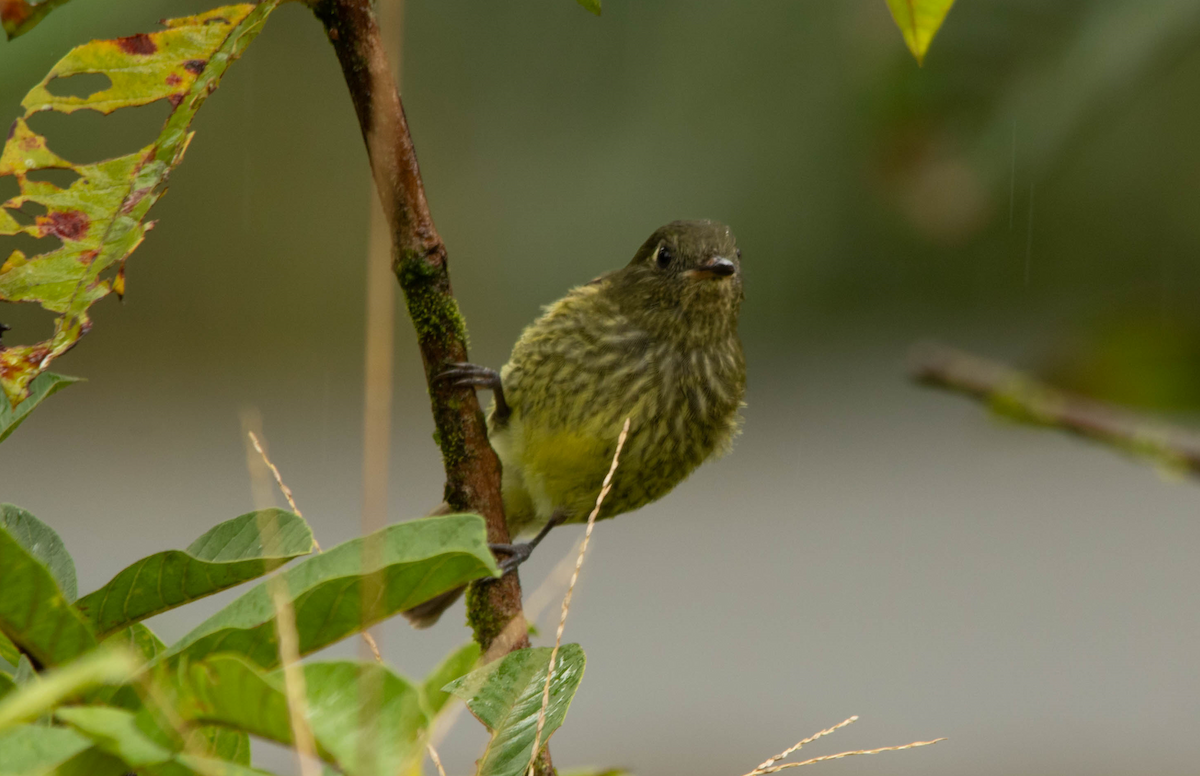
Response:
56,706,173,767
103,622,167,664
76,510,313,637
1,504,77,602
0,523,95,666
885,0,956,65
0,3,281,405
174,655,297,753
190,726,251,767
0,724,91,775
445,645,586,776
48,701,272,776
297,661,427,776
422,641,480,717
0,672,13,701
174,655,427,776
90,623,166,710
0,648,138,731
161,515,499,668
52,745,129,776
169,754,281,776
0,632,18,668
12,656,34,687
575,0,601,16
0,372,80,443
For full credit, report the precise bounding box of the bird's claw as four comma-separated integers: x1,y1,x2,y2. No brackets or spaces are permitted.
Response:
489,542,533,575
436,363,501,389
436,362,510,421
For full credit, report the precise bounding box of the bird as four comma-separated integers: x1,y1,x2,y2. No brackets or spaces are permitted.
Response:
404,219,746,627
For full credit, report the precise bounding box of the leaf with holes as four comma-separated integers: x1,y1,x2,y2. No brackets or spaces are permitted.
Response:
445,645,586,776
885,0,956,65
75,509,313,638
1,0,73,40
160,514,499,669
0,371,79,443
0,3,281,406
0,522,95,667
1,503,77,602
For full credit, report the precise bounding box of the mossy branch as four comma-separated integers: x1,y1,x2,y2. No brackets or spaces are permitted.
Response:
307,0,538,689
911,341,1200,477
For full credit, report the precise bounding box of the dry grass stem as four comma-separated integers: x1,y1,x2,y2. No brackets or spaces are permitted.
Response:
741,716,945,776
268,581,321,776
750,740,946,774
752,716,859,772
427,741,448,776
241,415,321,776
522,536,586,627
248,431,324,551
361,630,383,662
248,430,321,551
247,428,388,665
433,534,584,753
525,418,632,776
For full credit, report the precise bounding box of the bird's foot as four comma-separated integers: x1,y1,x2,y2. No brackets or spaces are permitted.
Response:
489,542,534,575
488,512,566,575
436,362,510,421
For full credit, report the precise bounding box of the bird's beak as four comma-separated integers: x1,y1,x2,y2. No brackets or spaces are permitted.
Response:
686,256,737,280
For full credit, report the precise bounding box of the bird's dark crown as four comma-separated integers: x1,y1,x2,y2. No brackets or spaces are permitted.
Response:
628,219,741,274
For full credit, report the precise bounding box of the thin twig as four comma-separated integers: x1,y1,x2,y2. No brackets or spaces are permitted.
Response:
526,418,631,776
741,716,944,776
308,1,540,767
305,0,524,656
911,341,1200,477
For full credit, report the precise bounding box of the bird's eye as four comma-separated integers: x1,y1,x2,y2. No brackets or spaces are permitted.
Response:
656,246,672,269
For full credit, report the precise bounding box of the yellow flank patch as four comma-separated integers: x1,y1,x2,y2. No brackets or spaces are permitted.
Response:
521,423,614,521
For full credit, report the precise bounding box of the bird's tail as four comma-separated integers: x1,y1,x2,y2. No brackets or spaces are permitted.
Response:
401,585,466,629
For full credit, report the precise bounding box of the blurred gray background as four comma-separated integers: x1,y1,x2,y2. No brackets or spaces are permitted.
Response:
5,0,1200,774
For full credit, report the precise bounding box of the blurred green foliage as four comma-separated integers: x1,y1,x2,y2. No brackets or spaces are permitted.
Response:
2,1,1198,415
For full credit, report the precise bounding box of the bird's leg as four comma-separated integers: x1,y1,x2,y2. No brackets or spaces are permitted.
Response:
490,511,567,575
436,362,510,423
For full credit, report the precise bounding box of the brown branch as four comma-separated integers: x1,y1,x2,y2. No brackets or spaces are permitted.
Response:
307,0,534,672
911,341,1200,477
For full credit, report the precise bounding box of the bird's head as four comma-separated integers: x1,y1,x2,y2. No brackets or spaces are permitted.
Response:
609,220,743,340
